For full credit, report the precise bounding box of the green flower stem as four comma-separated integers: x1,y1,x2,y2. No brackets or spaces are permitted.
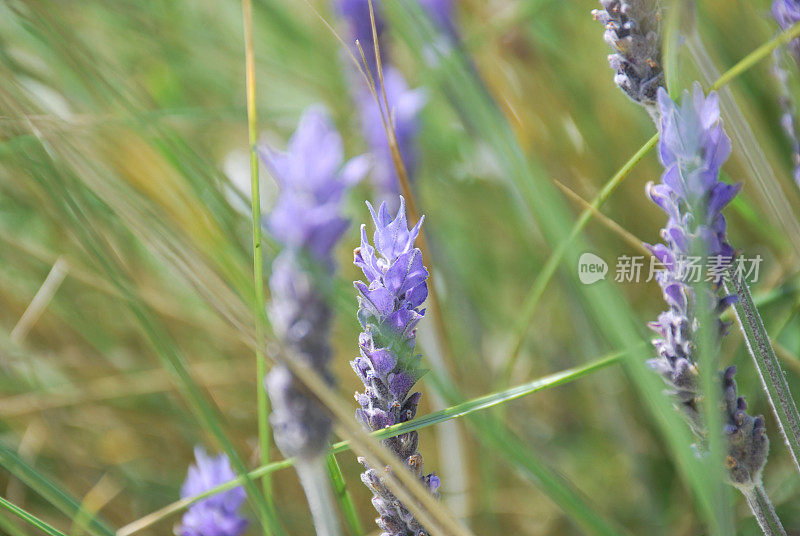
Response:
741,484,788,536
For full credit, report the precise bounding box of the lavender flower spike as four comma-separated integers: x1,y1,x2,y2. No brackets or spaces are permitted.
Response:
353,197,440,536
176,447,247,536
647,84,776,496
262,106,367,536
592,0,664,115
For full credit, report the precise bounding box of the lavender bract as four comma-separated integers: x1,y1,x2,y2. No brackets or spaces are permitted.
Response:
592,0,664,115
262,106,367,461
352,197,440,535
646,84,767,486
176,447,247,536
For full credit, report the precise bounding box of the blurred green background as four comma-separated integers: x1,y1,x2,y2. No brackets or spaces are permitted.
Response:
1,0,800,535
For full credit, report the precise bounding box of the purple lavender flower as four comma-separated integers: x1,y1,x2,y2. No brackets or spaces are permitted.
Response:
352,197,440,535
176,447,247,536
261,106,368,461
646,84,768,485
357,67,427,210
592,0,664,115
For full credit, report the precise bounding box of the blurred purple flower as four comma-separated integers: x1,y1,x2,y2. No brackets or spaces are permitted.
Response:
261,106,367,461
352,197,439,535
592,0,663,115
646,85,767,485
261,106,369,262
176,447,247,536
772,0,800,187
357,67,427,209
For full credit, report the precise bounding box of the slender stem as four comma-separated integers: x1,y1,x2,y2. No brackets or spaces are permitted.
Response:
326,453,364,536
0,496,68,536
241,1,278,534
296,459,342,536
724,267,800,475
741,484,788,536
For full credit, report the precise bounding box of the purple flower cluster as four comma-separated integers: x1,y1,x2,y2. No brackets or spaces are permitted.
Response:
352,197,440,535
592,0,664,115
261,106,367,461
646,85,767,485
176,447,247,536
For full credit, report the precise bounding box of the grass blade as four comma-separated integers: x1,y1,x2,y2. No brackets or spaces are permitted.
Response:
326,453,364,536
0,496,68,536
240,1,281,534
0,442,116,536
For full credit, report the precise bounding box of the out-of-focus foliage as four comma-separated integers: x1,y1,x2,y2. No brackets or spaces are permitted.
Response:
1,0,800,535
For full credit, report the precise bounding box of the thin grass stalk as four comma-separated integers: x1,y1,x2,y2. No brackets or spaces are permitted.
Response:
325,454,364,536
240,0,278,532
724,266,800,475
503,134,658,381
0,443,116,536
741,484,788,536
0,496,68,536
118,352,626,534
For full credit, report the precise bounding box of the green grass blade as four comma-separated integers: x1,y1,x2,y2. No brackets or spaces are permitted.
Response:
326,453,364,536
0,442,116,536
240,2,280,535
0,496,68,536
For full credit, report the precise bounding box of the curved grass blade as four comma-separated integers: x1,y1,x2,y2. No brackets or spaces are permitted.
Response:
0,442,116,536
0,496,68,536
118,351,628,535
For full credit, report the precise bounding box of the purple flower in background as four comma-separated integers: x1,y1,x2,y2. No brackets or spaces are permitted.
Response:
592,0,664,116
336,0,388,78
352,197,440,535
646,85,767,485
176,447,247,536
261,106,367,461
357,67,427,210
772,0,800,187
